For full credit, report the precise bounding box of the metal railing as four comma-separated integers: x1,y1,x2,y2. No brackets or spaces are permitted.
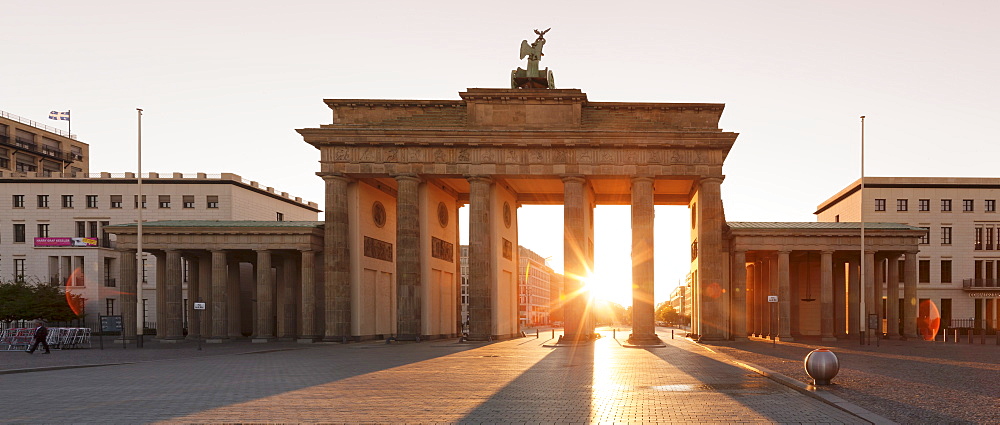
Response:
962,278,1000,288
0,133,83,163
0,110,77,139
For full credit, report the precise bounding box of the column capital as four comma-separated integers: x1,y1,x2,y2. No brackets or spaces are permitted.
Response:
465,174,493,184
298,248,314,253
317,172,350,181
560,174,586,184
699,176,725,185
393,173,421,182
905,250,919,256
630,175,655,184
254,248,271,254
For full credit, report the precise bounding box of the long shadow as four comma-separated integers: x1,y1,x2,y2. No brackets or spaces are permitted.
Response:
0,341,478,424
459,342,595,422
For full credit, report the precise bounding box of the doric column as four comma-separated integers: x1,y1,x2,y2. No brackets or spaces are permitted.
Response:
278,255,297,339
820,250,835,341
629,176,659,344
186,257,201,339
254,249,274,341
903,251,918,339
697,177,726,339
299,249,318,341
164,249,184,340
395,174,422,340
747,261,756,337
885,253,901,338
154,252,166,339
467,175,493,341
227,256,242,338
777,250,792,340
198,254,212,339
321,173,351,341
864,250,876,334
833,258,847,338
848,257,860,336
732,250,748,340
562,175,590,341
119,249,137,339
210,250,228,340
875,256,885,334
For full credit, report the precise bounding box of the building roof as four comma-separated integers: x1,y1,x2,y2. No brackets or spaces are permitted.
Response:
728,222,924,231
815,177,1000,215
112,220,324,228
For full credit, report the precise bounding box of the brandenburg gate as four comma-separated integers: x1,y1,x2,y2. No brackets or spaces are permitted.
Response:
297,87,739,343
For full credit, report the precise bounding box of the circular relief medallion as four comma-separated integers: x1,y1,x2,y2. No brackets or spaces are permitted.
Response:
372,201,386,228
437,202,449,228
503,202,512,229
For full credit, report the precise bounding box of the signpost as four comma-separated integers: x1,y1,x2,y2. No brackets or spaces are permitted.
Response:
99,315,124,350
768,296,778,346
193,300,205,351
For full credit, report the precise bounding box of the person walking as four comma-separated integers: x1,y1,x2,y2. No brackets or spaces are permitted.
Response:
26,320,51,354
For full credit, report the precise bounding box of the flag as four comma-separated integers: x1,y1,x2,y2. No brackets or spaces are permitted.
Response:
48,111,70,121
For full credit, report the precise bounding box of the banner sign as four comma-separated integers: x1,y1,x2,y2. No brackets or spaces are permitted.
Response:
34,237,98,247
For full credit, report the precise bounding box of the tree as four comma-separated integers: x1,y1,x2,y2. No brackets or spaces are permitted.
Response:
0,278,83,327
655,301,681,325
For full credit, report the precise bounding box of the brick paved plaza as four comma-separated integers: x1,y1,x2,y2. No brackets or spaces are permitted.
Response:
0,328,925,424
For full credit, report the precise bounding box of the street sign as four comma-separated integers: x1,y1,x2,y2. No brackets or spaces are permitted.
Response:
193,302,206,310
767,296,778,303
100,315,123,332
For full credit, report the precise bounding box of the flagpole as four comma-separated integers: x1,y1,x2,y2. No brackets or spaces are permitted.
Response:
136,108,144,345
67,109,71,138
859,115,866,345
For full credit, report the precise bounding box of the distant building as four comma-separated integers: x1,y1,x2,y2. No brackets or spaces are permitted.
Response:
669,283,689,320
817,177,1000,332
0,171,319,326
518,246,554,326
1,110,89,175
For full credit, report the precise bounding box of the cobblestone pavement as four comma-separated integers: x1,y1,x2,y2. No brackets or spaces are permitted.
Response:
706,334,1000,424
0,328,869,424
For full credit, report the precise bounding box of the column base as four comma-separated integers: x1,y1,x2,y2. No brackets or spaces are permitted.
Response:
775,336,794,342
251,337,276,343
623,335,665,348
206,338,229,344
820,336,838,342
157,338,185,344
296,337,319,343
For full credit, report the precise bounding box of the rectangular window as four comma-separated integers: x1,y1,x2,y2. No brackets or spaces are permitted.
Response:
941,260,952,283
101,221,110,248
141,258,148,283
988,227,995,251
918,199,930,211
207,195,219,209
918,227,930,244
987,200,996,212
13,224,25,243
106,298,115,316
919,260,930,283
183,195,195,209
941,227,952,245
875,199,886,211
37,223,50,238
12,195,24,208
14,259,26,282
76,221,86,238
276,212,284,221
941,199,952,212
975,227,983,250
86,195,98,208
89,221,98,238
110,195,123,209
61,195,73,208
897,199,908,211
37,195,49,208
158,195,170,209
134,195,146,209
963,199,974,212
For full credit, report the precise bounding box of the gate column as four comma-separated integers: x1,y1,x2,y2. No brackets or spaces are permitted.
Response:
467,175,493,341
321,173,351,341
562,175,593,342
698,177,727,340
395,174,422,340
629,176,659,344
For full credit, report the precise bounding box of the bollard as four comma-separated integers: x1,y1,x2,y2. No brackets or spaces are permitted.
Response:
981,329,986,344
954,329,958,343
671,329,675,339
804,349,840,385
613,328,616,339
536,330,539,339
968,329,973,344
551,329,555,339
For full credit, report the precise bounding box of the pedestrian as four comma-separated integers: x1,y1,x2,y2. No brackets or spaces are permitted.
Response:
26,320,51,354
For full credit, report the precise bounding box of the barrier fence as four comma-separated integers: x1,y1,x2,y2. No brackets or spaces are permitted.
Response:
1,327,92,351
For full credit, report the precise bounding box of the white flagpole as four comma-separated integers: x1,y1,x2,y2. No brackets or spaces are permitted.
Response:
859,115,866,345
67,109,71,138
136,108,144,342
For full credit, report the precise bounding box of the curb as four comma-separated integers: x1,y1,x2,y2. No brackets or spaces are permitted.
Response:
687,339,897,425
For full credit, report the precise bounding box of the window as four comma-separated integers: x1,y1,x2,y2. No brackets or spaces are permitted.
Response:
86,195,98,208
158,195,170,209
12,195,24,208
100,221,110,248
963,199,974,212
207,195,219,209
919,199,929,211
988,227,995,251
37,223,50,238
134,195,146,209
897,199,908,211
61,195,73,208
941,260,952,283
874,199,886,211
919,260,930,283
918,227,930,244
89,221,98,238
941,227,952,245
110,195,122,209
14,259,26,282
106,299,115,315
76,221,86,238
142,258,149,283
987,200,996,212
183,195,195,209
37,195,49,208
276,212,284,221
941,199,952,212
975,227,983,250
834,214,840,223
13,224,25,243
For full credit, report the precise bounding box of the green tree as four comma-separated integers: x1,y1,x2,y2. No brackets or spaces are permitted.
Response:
0,279,83,326
655,301,681,325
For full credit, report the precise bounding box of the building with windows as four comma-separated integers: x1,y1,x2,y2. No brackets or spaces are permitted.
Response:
518,246,554,327
816,177,1000,332
1,171,319,327
1,111,89,176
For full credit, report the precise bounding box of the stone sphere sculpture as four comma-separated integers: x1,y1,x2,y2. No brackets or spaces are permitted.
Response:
803,348,840,386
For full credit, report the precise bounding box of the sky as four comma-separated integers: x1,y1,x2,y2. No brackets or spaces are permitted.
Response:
4,1,998,306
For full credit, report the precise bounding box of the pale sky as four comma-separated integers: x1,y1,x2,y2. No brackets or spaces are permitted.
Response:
4,1,998,306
